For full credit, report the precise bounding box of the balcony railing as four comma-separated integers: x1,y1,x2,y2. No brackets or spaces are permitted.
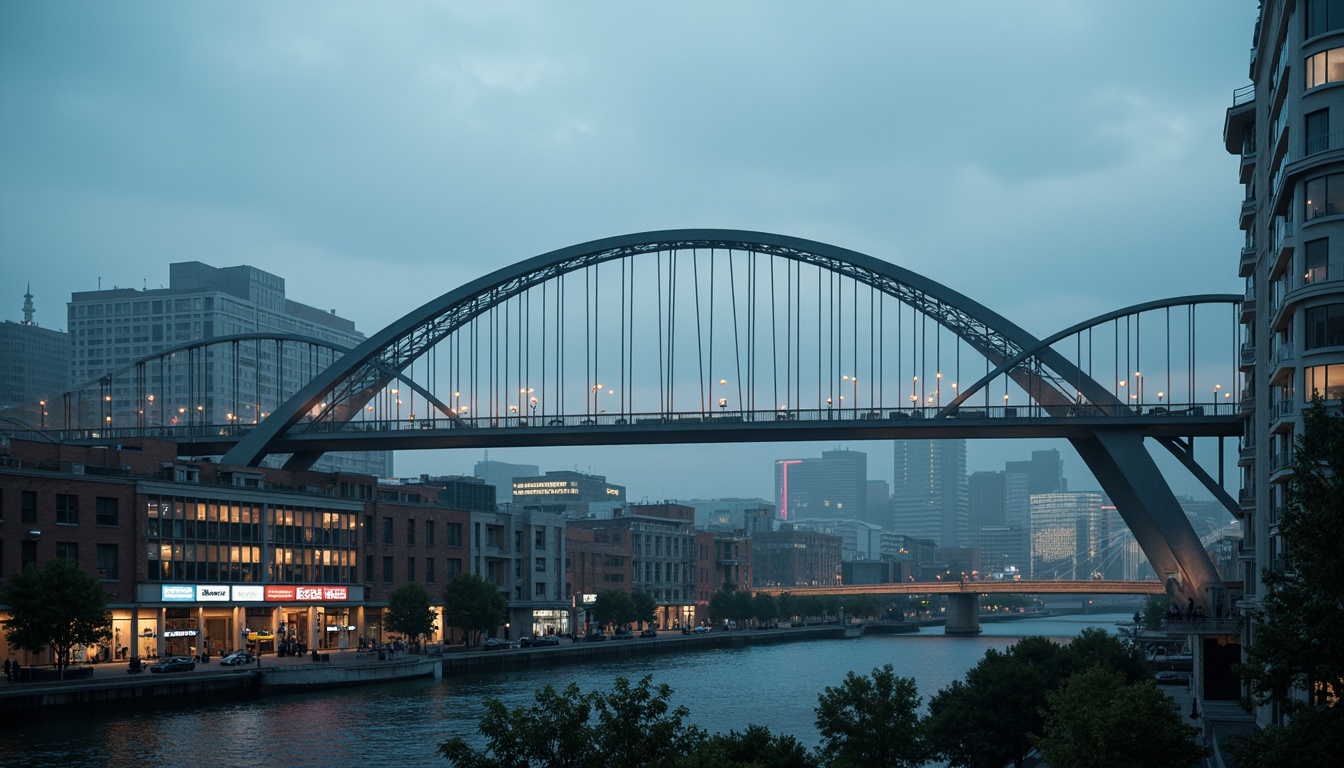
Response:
1241,343,1258,365
1233,82,1255,106
1270,448,1295,472
1161,616,1245,634
1269,398,1296,420
1271,343,1296,368
1239,486,1256,506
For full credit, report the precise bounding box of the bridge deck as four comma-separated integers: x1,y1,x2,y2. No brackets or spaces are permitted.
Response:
756,580,1166,597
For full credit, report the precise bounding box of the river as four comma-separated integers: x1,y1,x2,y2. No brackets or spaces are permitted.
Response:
0,612,1132,768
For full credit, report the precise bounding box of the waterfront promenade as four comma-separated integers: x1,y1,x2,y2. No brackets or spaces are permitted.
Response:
0,625,844,724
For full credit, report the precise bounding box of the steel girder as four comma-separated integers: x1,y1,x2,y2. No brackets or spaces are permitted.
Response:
218,229,1230,605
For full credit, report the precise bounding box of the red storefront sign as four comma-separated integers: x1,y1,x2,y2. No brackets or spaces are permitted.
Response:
263,585,349,602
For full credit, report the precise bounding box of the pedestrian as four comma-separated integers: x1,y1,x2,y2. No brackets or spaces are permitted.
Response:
1186,597,1194,619
3,658,10,682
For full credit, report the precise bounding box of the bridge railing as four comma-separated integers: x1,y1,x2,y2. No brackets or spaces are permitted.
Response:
37,400,1238,442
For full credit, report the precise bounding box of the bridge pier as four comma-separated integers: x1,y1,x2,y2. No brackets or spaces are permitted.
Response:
945,593,982,636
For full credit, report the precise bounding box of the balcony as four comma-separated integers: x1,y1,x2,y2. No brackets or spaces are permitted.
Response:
1240,343,1258,367
1161,616,1245,636
1270,343,1297,371
1238,486,1256,510
1269,397,1296,421
1270,448,1295,473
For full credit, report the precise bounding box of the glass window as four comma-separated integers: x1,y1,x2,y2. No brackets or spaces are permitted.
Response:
535,529,546,548
1305,173,1344,220
1307,0,1344,38
426,557,435,584
96,497,119,526
56,494,78,525
1307,109,1331,155
97,544,119,580
382,517,393,544
407,557,415,582
1306,303,1344,348
407,519,415,546
1306,238,1330,283
56,542,78,563
426,520,435,547
445,522,462,547
1305,363,1344,399
21,491,36,523
382,556,393,583
1306,47,1344,89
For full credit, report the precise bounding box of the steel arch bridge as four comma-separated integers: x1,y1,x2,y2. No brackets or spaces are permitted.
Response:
61,229,1242,610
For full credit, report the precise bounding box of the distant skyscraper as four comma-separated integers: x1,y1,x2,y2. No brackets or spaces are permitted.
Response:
66,261,387,476
1029,491,1102,579
473,457,540,504
0,286,68,427
1005,449,1065,495
774,449,867,522
891,439,966,546
865,480,892,528
968,469,1029,571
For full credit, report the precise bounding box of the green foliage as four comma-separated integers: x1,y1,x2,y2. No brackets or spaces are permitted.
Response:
813,664,929,768
751,592,778,625
439,676,701,768
1235,398,1344,764
0,559,111,676
842,594,879,619
385,583,437,642
676,724,819,768
1031,666,1208,768
1140,594,1167,631
630,589,658,627
1228,705,1344,768
593,589,637,628
925,647,1049,768
441,574,506,646
1061,627,1149,684
775,592,797,622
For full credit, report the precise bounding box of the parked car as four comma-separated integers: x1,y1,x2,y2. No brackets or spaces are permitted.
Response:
692,625,710,634
1154,671,1191,685
639,628,657,638
483,637,519,651
611,627,633,640
521,635,560,648
149,656,197,674
219,650,255,667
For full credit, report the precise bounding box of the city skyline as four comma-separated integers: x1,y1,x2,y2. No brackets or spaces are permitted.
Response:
0,2,1256,509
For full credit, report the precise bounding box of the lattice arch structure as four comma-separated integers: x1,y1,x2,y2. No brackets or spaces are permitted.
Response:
222,229,1236,610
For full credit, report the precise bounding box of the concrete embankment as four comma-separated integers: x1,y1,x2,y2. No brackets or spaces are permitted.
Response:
0,627,846,724
440,626,843,676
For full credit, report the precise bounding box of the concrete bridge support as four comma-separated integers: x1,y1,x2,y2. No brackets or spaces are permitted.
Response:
945,593,982,636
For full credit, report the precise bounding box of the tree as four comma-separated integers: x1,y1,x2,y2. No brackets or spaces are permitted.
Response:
676,724,819,768
385,583,437,647
925,647,1050,768
813,664,929,768
593,590,637,628
1139,594,1167,631
1031,666,1207,768
439,675,702,768
440,681,598,768
751,591,778,626
1234,398,1344,766
775,592,798,624
442,574,506,647
630,589,658,628
0,559,111,678
1060,627,1149,684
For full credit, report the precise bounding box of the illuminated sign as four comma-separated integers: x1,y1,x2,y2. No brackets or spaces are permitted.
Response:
162,585,195,601
265,585,349,602
581,593,597,604
233,585,264,602
163,629,199,638
197,585,230,602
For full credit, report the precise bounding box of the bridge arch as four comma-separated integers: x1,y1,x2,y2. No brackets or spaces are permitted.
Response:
221,229,1232,607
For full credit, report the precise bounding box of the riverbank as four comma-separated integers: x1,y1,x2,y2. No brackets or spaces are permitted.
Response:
0,625,845,725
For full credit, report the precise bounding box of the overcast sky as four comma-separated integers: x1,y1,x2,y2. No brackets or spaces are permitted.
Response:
0,1,1258,504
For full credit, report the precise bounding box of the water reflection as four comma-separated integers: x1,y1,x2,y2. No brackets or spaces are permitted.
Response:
0,613,1130,768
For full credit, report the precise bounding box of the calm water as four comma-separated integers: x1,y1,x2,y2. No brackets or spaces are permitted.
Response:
0,613,1131,768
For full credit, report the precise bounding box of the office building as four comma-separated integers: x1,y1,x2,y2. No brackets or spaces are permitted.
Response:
1028,492,1102,579
65,261,388,477
1004,449,1065,496
510,470,625,517
751,527,842,587
473,458,539,505
0,286,68,427
673,497,775,532
567,504,697,627
774,449,867,523
891,439,967,546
